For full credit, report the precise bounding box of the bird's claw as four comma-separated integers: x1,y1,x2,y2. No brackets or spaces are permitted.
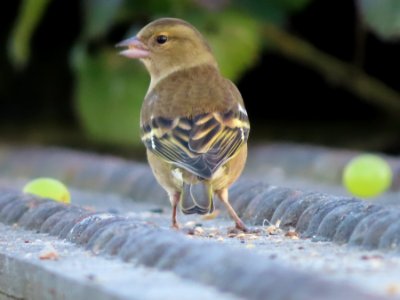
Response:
171,223,180,230
227,224,261,235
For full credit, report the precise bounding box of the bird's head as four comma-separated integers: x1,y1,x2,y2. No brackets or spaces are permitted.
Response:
117,18,217,81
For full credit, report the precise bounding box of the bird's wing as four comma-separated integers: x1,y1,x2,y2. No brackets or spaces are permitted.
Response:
141,104,249,179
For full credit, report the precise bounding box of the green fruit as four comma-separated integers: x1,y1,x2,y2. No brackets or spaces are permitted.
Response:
343,154,392,198
23,178,71,203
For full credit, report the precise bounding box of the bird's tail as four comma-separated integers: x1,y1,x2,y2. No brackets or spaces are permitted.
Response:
180,182,214,215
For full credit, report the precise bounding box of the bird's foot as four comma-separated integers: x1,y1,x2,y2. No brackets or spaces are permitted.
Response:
171,222,180,230
235,220,249,232
227,223,261,235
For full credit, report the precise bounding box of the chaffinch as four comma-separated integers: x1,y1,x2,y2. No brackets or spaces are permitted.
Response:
117,18,250,231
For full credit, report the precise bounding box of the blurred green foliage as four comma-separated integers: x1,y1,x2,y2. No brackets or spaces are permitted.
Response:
358,0,400,40
82,0,124,40
11,0,297,146
192,11,261,80
72,46,148,145
9,0,399,146
8,0,51,69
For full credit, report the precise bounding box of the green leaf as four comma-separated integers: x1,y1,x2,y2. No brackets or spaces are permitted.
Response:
358,0,400,39
119,0,194,22
82,0,124,40
231,0,312,23
193,11,262,81
277,0,312,12
8,0,51,69
232,0,287,24
72,45,149,146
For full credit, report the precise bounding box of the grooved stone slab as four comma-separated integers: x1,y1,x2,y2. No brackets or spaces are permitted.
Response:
0,191,396,300
0,224,239,300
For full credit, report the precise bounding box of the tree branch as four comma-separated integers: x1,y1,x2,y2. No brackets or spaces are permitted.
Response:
263,23,400,116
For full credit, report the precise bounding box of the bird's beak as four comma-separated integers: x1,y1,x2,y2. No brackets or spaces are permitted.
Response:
116,36,150,59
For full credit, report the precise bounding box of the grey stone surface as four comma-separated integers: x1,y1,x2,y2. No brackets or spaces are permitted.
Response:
246,143,400,191
0,146,400,252
0,224,240,300
295,195,329,234
230,182,271,216
316,200,363,241
379,219,400,251
0,191,392,299
300,197,356,238
333,203,384,244
362,213,400,250
349,210,395,246
2,145,400,298
245,187,300,225
271,192,320,227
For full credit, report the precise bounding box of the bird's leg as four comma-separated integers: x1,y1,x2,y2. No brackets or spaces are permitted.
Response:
216,188,248,232
170,191,181,229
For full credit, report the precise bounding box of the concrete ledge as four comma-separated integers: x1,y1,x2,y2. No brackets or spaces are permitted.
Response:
247,144,400,189
0,146,400,252
228,181,400,251
0,191,386,300
0,224,239,300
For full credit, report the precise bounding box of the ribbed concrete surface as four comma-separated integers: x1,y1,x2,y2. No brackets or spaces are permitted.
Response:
0,146,399,251
0,191,389,300
1,145,400,299
247,144,400,190
0,223,240,300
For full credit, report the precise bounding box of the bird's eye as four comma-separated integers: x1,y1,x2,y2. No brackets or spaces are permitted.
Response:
156,35,168,44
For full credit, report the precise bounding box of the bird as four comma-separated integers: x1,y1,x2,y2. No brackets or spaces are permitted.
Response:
117,18,250,231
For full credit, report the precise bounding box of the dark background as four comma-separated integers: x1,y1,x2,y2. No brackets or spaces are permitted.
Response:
1,0,399,155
